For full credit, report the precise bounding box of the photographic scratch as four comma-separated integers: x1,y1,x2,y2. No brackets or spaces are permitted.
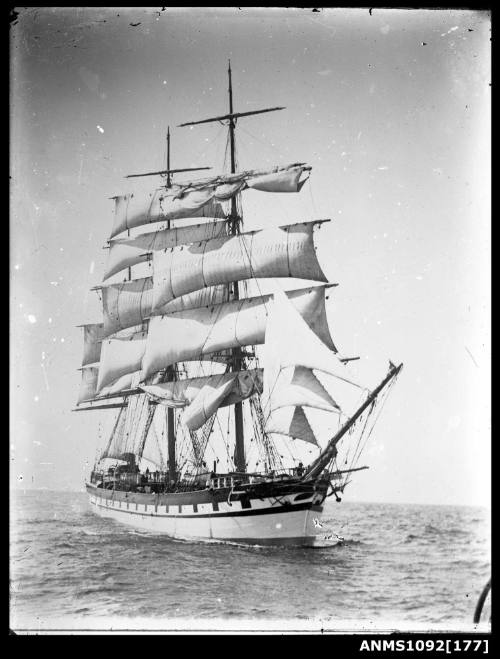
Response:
465,346,478,368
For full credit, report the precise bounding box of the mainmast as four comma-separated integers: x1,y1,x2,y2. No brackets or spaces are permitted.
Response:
179,61,285,474
164,126,176,483
227,61,245,474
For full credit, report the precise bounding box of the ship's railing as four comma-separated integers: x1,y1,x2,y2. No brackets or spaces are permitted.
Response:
206,467,304,490
90,465,307,491
208,476,235,490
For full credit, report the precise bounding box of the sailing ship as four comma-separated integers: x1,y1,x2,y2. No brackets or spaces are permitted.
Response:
75,63,402,546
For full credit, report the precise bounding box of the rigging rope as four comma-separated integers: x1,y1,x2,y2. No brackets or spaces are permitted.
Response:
237,124,289,162
341,374,398,489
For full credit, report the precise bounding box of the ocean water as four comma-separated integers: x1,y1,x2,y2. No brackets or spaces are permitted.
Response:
10,490,490,633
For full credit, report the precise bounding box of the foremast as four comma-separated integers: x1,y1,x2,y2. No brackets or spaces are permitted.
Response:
77,127,210,475
155,126,213,482
179,61,285,474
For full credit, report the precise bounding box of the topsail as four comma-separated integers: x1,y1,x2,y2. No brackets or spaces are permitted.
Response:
101,277,229,337
151,220,328,312
110,163,311,238
104,220,228,280
110,194,225,239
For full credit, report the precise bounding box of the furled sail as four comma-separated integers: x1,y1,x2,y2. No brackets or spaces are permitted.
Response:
151,221,328,312
102,276,229,337
104,220,228,280
170,163,310,196
141,284,336,380
181,376,239,431
110,164,310,238
141,369,263,431
246,166,310,193
141,369,263,409
110,194,225,239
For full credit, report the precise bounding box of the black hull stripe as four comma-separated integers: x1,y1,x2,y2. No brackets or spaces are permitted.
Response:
91,498,323,519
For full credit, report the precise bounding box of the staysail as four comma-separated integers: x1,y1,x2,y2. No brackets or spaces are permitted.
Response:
265,406,319,446
141,284,337,380
261,287,362,444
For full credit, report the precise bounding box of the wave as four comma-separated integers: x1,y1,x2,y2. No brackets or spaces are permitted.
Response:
75,584,122,597
405,533,419,543
23,518,63,526
55,542,74,549
423,524,442,534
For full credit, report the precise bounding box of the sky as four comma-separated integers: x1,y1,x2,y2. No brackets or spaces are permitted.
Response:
10,7,490,506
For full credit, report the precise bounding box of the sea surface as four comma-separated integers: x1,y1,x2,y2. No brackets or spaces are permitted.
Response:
10,490,491,633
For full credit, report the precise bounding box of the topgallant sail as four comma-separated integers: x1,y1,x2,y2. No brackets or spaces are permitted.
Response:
76,64,402,546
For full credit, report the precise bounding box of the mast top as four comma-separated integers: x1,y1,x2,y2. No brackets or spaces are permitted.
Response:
126,125,210,179
179,60,285,128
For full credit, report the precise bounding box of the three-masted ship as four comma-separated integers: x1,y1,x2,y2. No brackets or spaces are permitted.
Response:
75,64,402,546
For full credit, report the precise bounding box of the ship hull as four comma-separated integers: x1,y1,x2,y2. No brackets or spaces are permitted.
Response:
86,483,326,547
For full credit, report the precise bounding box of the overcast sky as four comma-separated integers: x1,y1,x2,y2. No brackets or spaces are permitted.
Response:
10,7,490,506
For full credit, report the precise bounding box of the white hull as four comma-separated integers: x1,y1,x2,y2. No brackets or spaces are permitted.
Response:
88,488,325,547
